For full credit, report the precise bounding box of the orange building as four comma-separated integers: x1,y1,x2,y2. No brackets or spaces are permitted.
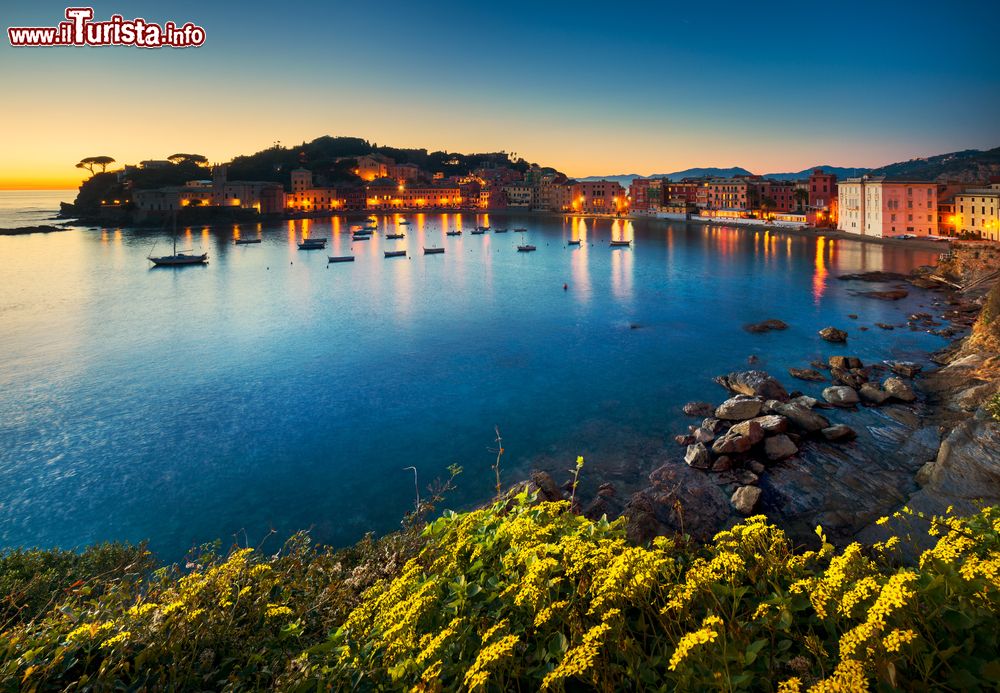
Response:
572,180,627,214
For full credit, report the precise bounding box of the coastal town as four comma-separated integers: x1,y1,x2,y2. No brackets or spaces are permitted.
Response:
74,147,1000,242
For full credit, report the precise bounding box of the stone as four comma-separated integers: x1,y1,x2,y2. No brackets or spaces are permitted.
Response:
747,354,760,364
821,424,858,442
685,442,711,469
710,455,733,472
702,417,726,434
750,414,789,434
530,471,564,502
715,370,789,401
788,395,819,409
731,485,762,515
747,460,766,475
693,427,716,444
828,356,863,370
848,314,858,319
675,434,695,446
712,430,754,455
744,318,788,333
770,401,831,432
830,367,867,389
682,401,715,417
860,289,909,300
883,377,917,402
875,322,895,330
715,396,763,421
597,482,616,498
819,327,848,343
789,367,826,382
728,420,765,446
859,383,892,405
822,386,860,407
890,361,922,378
955,382,994,411
765,434,799,460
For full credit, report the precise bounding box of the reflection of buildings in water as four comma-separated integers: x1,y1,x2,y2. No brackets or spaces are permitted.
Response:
610,241,634,301
570,218,591,301
813,236,829,303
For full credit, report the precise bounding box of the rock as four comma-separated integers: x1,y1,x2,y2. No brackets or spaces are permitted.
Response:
770,401,831,432
710,455,733,472
750,414,789,434
702,417,727,434
715,396,763,421
788,395,819,409
683,401,715,417
744,318,789,333
675,434,695,446
693,427,716,444
597,482,616,498
830,367,867,389
848,314,858,319
819,327,848,343
858,383,892,405
821,424,858,442
883,377,917,402
731,485,762,514
748,460,766,475
728,420,766,446
713,430,754,455
954,382,994,411
789,367,826,382
822,386,860,407
625,465,733,542
747,354,760,365
765,434,799,460
875,322,895,330
859,289,909,300
890,361,922,378
530,471,564,502
828,356,863,370
715,370,789,401
685,442,711,469
837,271,910,282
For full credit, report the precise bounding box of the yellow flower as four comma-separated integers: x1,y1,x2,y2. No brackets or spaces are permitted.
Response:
462,634,518,691
668,616,722,671
541,622,610,689
265,605,293,619
778,678,803,693
101,630,132,649
882,628,918,653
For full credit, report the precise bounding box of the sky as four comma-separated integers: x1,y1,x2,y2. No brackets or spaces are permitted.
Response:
1,0,999,188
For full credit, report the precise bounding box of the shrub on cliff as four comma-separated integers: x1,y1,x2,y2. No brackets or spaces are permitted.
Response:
2,499,998,691
970,281,1000,354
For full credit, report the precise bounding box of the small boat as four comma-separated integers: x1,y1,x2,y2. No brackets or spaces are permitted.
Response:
446,230,462,236
328,255,355,263
517,245,537,252
298,239,327,249
398,220,411,225
235,238,261,245
476,226,490,231
494,228,509,233
352,234,370,241
424,247,445,255
149,213,208,266
363,225,378,231
609,239,631,247
471,229,486,235
386,233,405,239
514,227,528,232
384,250,407,258
567,239,582,246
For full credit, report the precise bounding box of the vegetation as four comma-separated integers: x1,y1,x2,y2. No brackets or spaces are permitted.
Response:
1,489,998,691
75,156,116,176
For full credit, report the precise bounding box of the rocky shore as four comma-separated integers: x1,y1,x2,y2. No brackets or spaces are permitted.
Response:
524,242,1000,550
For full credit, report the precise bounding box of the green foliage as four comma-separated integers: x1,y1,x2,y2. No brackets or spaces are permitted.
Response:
985,392,1000,422
2,499,998,692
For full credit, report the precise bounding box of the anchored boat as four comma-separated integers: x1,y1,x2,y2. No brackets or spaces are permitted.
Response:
494,228,509,233
328,255,355,263
235,238,261,245
352,234,370,241
446,230,462,236
514,227,528,232
424,247,445,254
567,239,581,245
298,238,327,249
384,250,407,258
609,239,631,247
149,214,208,266
386,233,405,239
517,244,537,252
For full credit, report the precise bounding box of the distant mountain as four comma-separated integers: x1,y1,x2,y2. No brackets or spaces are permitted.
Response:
763,166,871,181
576,166,857,186
661,166,753,181
869,147,1000,183
574,174,644,187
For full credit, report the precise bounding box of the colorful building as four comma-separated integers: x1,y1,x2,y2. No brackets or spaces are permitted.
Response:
365,179,461,210
952,183,1000,240
285,168,340,212
629,178,665,213
572,181,627,215
837,177,938,237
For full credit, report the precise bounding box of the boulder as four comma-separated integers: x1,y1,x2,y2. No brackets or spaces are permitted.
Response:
693,427,716,444
731,485,762,514
715,396,763,421
701,417,727,434
830,367,867,389
683,401,715,417
744,318,789,333
829,356,864,370
822,424,858,442
727,420,765,446
765,434,799,460
890,361,922,378
712,430,754,455
883,377,917,402
674,434,696,446
685,442,711,469
770,401,831,432
822,386,860,407
819,327,848,343
747,460,766,475
530,471,564,502
859,383,892,405
750,414,789,435
711,455,733,472
715,370,789,401
875,322,895,330
789,367,826,382
860,289,909,300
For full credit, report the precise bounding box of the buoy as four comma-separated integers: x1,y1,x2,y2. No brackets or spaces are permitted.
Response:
563,283,568,291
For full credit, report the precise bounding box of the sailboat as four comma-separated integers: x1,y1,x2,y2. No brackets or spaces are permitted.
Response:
148,212,208,266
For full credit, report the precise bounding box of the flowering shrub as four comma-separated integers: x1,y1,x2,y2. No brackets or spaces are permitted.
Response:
1,497,998,691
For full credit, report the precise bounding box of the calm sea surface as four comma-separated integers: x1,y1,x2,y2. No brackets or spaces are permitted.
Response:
0,191,947,559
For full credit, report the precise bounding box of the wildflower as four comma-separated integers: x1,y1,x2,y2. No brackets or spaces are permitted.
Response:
462,634,518,691
668,615,722,671
778,678,803,693
541,622,610,689
101,630,132,649
882,628,918,653
809,658,868,692
66,621,114,644
265,605,293,619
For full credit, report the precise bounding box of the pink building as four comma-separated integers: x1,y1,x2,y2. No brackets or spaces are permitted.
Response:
837,176,938,237
572,180,627,215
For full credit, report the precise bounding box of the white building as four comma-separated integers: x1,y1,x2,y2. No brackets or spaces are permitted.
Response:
837,176,938,238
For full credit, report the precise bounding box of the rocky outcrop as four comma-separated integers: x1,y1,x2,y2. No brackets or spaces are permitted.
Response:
744,319,788,333
819,327,848,343
682,401,715,417
883,377,916,402
731,485,762,514
789,367,826,382
823,386,860,407
714,370,789,401
715,396,763,421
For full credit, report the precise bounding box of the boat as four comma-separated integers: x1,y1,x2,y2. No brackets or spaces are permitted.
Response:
517,245,537,252
424,247,445,255
363,225,378,231
235,238,261,245
149,213,208,266
398,220,411,225
298,238,327,249
476,225,490,231
446,230,462,236
384,250,407,258
471,229,486,235
386,233,405,239
567,239,582,245
494,228,509,233
609,239,631,247
514,227,528,232
352,234,370,241
328,255,355,263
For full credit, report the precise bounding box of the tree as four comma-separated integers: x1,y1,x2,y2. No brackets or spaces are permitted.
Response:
760,196,777,219
75,156,116,175
793,188,809,211
167,153,208,166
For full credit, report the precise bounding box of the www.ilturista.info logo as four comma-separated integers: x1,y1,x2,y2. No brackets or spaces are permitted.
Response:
8,7,205,48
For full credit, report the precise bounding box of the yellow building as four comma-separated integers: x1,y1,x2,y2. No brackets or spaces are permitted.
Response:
953,184,1000,240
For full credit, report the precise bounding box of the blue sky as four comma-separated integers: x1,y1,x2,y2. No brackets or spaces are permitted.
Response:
1,0,998,185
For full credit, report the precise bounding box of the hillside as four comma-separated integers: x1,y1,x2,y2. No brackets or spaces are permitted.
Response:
870,147,1000,183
